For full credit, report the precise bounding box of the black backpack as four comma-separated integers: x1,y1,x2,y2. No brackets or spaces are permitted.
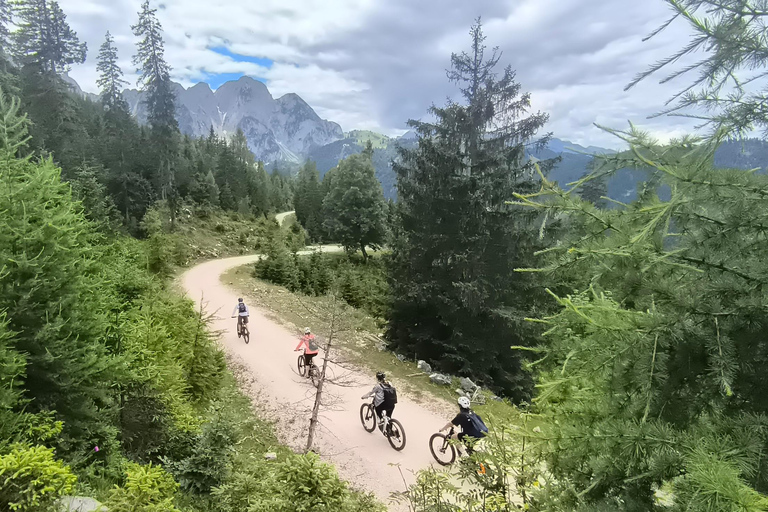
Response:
381,383,398,407
238,302,246,313
467,411,488,436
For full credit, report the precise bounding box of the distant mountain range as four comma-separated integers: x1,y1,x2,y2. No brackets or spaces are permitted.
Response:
122,77,343,164
62,74,768,202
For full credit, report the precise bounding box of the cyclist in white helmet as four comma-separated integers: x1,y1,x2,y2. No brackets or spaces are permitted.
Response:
440,396,488,444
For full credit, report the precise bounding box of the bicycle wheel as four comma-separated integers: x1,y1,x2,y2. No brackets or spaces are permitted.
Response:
310,366,320,388
242,326,249,344
297,355,307,377
429,433,456,465
360,403,376,432
386,419,406,451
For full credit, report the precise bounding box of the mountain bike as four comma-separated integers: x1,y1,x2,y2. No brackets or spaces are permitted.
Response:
360,399,406,451
234,316,249,344
429,427,481,466
297,350,319,388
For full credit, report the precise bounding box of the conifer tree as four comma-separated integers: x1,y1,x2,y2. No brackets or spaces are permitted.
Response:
0,89,123,455
96,31,128,115
12,0,86,74
387,19,552,397
294,161,324,240
132,0,179,226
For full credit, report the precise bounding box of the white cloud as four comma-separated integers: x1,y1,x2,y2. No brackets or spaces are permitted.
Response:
56,0,703,147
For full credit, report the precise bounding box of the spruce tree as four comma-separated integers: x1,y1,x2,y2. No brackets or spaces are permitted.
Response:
294,161,324,240
132,0,179,226
323,151,387,260
0,89,123,455
96,31,128,115
12,0,85,74
387,19,552,397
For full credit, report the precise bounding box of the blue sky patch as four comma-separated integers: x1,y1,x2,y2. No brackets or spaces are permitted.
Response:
200,47,273,89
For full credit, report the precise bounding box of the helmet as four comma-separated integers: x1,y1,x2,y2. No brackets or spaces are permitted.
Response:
238,298,243,302
304,327,311,334
458,397,470,409
376,372,385,381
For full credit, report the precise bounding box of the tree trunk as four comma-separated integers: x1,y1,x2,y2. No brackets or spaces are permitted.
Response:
306,330,333,452
360,242,368,262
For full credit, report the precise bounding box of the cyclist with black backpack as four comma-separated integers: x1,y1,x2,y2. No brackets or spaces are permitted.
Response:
361,372,397,432
440,396,488,446
231,298,249,338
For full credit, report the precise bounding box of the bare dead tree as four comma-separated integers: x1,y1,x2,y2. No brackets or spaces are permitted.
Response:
306,291,344,452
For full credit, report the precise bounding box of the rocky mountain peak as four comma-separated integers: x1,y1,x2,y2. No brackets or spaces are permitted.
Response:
121,76,342,163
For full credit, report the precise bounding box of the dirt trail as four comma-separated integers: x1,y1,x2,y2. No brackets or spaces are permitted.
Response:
181,251,448,509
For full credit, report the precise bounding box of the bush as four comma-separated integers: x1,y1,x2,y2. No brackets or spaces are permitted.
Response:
105,462,180,512
0,444,77,512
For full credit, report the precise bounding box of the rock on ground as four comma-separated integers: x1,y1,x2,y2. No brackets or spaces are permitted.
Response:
59,497,104,512
430,373,452,386
460,377,478,394
417,360,432,373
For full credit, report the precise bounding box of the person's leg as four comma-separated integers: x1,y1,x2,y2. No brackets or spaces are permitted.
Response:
237,316,244,335
385,406,395,433
374,403,386,430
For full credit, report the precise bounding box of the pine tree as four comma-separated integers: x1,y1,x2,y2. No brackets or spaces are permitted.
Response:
96,31,128,115
387,19,552,397
323,151,387,260
0,89,123,455
294,161,324,240
12,0,86,74
132,0,179,226
629,0,768,138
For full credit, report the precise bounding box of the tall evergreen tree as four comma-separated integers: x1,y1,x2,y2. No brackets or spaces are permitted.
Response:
323,151,387,259
0,89,123,455
12,0,85,73
96,31,128,114
387,20,552,397
132,0,179,225
294,161,324,240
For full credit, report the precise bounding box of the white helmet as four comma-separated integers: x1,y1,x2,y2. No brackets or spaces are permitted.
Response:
458,397,470,409
304,327,311,334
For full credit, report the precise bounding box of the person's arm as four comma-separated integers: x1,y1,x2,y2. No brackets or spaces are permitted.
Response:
441,414,462,432
231,305,238,317
295,338,306,351
361,384,379,400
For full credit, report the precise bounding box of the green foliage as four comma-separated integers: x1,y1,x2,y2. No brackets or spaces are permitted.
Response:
388,20,554,398
105,462,180,512
629,0,768,138
0,89,125,457
322,150,388,259
507,127,768,509
12,0,87,74
163,401,237,494
255,247,390,320
0,444,77,512
294,161,324,240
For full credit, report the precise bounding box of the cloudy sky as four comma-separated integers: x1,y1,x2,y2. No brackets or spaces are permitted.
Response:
58,0,701,149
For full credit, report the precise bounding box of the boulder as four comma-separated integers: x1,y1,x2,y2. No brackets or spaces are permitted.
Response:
59,497,104,512
491,395,503,402
460,377,478,394
417,360,432,373
396,354,407,362
429,373,452,386
456,389,467,396
264,452,278,461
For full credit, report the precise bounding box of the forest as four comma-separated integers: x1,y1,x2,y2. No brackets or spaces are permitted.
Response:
3,0,768,510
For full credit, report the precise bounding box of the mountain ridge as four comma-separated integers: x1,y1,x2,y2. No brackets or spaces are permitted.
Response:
122,76,343,163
